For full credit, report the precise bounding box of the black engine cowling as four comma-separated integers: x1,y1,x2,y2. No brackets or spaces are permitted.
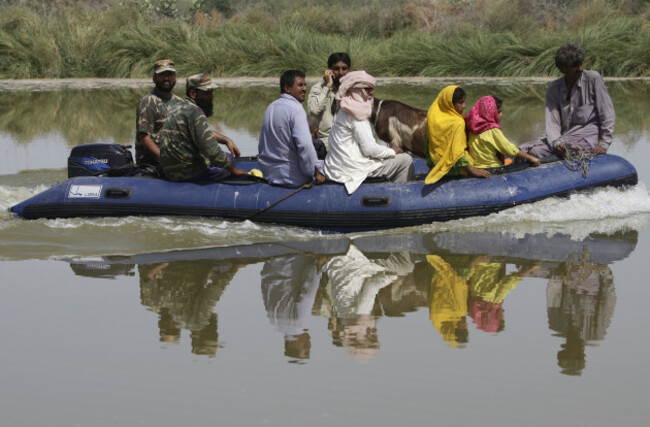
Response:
67,143,134,178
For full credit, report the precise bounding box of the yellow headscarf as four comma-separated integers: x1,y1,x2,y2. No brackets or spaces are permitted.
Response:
427,255,468,347
425,85,470,185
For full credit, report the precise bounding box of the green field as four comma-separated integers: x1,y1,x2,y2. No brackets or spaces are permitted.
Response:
1,0,649,78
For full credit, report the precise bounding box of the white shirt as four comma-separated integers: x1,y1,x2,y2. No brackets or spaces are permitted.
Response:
324,109,395,194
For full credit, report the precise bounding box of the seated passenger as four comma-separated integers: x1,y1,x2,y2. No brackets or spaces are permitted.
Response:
258,70,326,187
159,74,246,182
425,85,490,185
324,71,414,194
308,52,352,147
465,96,540,169
519,42,615,159
135,59,183,172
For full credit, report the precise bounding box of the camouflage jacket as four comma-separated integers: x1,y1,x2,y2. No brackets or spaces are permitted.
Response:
135,89,183,164
159,98,232,181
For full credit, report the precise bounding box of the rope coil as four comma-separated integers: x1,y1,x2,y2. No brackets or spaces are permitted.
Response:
563,142,594,177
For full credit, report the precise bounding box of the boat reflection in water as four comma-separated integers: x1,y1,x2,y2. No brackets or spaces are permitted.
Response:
66,230,636,374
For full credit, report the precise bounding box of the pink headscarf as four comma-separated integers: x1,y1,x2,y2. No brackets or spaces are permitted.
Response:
464,95,501,135
468,300,503,333
336,70,377,120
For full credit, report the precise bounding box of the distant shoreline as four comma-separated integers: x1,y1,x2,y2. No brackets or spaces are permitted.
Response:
2,76,650,91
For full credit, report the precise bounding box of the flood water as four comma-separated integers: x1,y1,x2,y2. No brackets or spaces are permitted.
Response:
2,79,650,426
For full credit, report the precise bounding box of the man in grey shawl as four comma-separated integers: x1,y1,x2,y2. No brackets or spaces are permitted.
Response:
519,42,616,158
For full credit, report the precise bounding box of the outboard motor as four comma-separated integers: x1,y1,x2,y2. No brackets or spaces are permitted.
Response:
67,143,134,178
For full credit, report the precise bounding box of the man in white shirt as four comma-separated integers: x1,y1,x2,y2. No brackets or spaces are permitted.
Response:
324,71,414,194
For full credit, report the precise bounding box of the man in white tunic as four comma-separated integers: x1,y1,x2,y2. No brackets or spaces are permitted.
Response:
324,71,414,194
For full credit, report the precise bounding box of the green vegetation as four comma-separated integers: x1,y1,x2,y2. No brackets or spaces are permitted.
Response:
1,0,649,78
0,89,138,143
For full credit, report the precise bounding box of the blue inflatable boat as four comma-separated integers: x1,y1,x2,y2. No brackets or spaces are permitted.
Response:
9,147,638,231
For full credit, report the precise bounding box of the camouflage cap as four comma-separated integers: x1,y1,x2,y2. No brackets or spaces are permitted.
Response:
154,59,176,74
186,73,218,92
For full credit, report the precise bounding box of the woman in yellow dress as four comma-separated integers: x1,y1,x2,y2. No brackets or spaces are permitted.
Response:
425,85,491,185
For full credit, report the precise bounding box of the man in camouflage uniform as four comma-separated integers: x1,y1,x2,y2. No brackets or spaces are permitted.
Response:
160,74,247,182
135,59,183,169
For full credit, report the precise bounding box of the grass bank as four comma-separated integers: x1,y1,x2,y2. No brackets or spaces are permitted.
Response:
1,0,649,78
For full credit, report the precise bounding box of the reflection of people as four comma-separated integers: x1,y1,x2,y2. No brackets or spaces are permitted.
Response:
160,74,246,182
326,245,398,318
426,255,469,347
329,315,379,359
135,59,183,170
284,332,311,360
425,85,490,185
138,263,180,343
519,42,616,158
138,260,241,357
426,254,536,343
260,254,323,361
466,259,537,333
324,245,411,358
546,256,616,376
308,52,351,146
374,252,428,316
324,71,414,195
258,70,326,187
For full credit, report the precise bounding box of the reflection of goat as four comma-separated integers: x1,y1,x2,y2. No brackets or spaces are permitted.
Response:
371,98,428,158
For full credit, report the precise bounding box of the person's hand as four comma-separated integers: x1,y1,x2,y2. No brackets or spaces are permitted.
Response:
228,165,248,176
323,69,334,88
466,165,491,178
529,157,541,167
225,139,241,157
554,143,567,157
392,145,404,154
592,145,607,155
211,131,241,157
314,169,326,184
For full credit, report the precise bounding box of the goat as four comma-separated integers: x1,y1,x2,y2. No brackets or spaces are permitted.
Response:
371,98,428,158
